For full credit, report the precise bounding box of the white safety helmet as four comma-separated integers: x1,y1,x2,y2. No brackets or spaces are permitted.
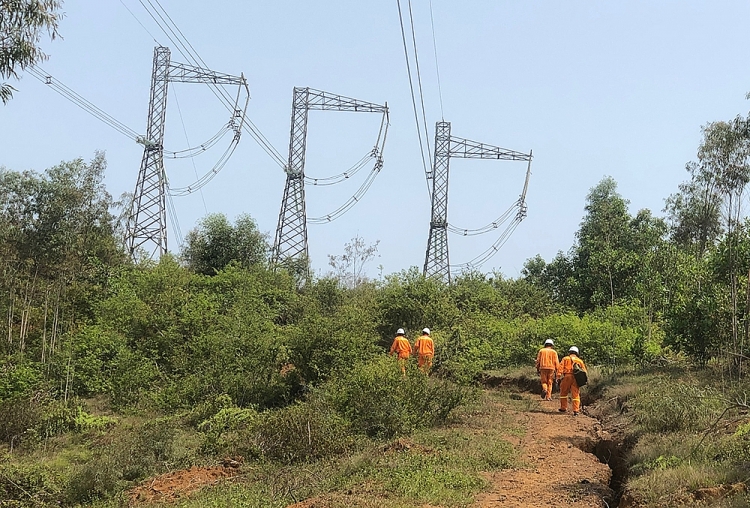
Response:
544,339,554,346
396,328,405,335
569,346,579,354
422,328,430,335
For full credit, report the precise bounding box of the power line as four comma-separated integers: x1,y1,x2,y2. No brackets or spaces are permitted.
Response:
172,86,208,215
428,0,445,120
407,0,433,161
396,0,432,198
28,67,142,141
118,0,160,44
139,0,287,168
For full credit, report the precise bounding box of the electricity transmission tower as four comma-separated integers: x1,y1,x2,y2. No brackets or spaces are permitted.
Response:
272,87,389,273
126,46,248,259
424,121,532,283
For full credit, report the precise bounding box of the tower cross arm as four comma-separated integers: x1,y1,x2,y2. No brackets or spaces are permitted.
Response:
168,61,246,85
301,87,388,113
448,136,531,161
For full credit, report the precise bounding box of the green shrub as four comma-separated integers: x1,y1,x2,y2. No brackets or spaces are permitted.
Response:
65,453,121,504
73,408,117,433
248,397,350,464
108,348,160,408
0,360,42,402
198,401,258,454
65,417,182,504
325,356,472,438
630,379,725,433
0,392,74,449
0,459,65,506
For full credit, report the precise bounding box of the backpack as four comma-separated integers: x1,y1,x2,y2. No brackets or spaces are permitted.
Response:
573,362,588,387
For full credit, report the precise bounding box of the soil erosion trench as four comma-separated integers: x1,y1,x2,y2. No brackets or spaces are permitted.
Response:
476,376,627,507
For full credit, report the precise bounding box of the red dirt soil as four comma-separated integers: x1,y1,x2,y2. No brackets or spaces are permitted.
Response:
472,395,614,507
127,459,242,505
129,393,614,507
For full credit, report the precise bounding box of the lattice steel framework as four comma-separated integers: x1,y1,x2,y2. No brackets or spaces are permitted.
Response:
126,46,247,259
272,87,389,271
424,121,532,283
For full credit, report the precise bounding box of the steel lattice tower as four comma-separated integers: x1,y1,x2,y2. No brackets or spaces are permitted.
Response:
273,87,311,268
272,87,388,272
424,121,532,283
127,46,171,259
126,46,248,259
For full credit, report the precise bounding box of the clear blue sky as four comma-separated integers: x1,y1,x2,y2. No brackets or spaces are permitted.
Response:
2,1,750,279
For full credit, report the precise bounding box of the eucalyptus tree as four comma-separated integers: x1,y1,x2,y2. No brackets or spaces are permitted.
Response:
664,160,723,260
0,153,122,359
699,120,750,366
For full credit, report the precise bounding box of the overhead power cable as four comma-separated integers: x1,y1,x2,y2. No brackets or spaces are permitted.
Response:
307,154,385,224
28,66,141,141
450,156,533,269
137,0,286,169
407,0,432,161
396,0,432,199
305,152,372,186
29,65,236,161
447,201,519,236
165,188,184,249
172,86,208,214
450,218,523,270
168,133,241,196
119,0,160,44
428,0,445,120
307,110,389,223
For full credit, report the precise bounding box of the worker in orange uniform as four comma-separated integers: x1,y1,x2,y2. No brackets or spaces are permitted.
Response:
389,328,411,377
535,339,559,401
557,346,587,415
413,328,435,375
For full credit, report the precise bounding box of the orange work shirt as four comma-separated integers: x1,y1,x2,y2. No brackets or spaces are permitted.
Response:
390,336,411,359
413,334,434,356
557,354,586,377
535,347,559,371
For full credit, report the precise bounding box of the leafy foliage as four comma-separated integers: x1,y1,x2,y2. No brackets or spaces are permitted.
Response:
181,213,268,275
325,356,472,438
0,0,62,103
630,379,725,433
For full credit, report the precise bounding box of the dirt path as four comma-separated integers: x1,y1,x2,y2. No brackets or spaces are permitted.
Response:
126,390,616,507
474,393,614,507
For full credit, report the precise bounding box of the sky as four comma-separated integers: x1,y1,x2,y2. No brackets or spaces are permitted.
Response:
2,1,750,279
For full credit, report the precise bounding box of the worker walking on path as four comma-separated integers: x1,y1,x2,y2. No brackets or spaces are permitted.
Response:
413,328,435,375
535,339,559,401
389,328,411,377
557,346,587,415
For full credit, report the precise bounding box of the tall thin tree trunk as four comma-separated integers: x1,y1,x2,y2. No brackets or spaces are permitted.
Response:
7,289,14,350
41,288,49,364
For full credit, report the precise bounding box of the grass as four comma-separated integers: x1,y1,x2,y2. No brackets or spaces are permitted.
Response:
575,364,750,507
105,390,520,508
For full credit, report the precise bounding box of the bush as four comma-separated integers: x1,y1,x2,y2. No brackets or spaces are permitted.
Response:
197,399,258,454
0,459,65,507
630,379,725,433
248,397,351,464
0,392,74,450
325,356,472,438
65,417,182,504
0,360,42,401
65,454,121,504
